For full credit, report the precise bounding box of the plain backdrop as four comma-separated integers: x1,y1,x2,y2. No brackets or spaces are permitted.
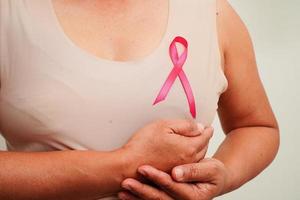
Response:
208,0,300,199
0,0,299,199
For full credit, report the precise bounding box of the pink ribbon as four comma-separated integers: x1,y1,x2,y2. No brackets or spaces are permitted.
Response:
153,36,196,118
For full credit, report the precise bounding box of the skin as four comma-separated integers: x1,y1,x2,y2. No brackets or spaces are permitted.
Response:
0,119,212,200
50,0,170,61
0,0,279,199
1,1,214,199
118,0,280,199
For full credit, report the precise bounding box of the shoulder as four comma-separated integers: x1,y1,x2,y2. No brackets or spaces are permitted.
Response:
216,0,254,71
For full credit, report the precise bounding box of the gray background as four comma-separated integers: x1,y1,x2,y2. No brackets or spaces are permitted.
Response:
0,0,299,199
208,0,300,199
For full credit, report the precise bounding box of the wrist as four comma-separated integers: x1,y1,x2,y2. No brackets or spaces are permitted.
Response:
211,157,236,196
113,146,140,182
86,149,136,192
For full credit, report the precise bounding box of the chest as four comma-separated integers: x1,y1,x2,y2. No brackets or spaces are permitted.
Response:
0,0,227,151
51,0,169,61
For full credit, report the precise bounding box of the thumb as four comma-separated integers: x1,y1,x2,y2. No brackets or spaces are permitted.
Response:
171,159,216,182
167,119,205,137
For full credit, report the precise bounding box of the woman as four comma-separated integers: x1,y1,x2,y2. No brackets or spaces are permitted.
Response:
0,0,279,199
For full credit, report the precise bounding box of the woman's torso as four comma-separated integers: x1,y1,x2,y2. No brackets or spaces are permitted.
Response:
0,0,227,176
0,0,227,198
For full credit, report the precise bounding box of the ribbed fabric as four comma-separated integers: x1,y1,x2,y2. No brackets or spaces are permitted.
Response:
0,0,227,198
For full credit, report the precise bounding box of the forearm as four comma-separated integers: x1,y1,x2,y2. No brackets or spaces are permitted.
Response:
213,126,280,195
0,149,128,200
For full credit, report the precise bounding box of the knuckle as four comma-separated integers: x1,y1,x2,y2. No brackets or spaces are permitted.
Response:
186,146,197,158
210,162,220,174
161,179,173,190
189,166,200,178
162,181,173,190
156,171,174,190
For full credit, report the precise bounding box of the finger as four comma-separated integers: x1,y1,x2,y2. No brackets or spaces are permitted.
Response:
188,126,214,151
166,119,204,136
121,178,173,200
118,191,140,200
172,158,219,182
195,143,209,161
138,165,192,199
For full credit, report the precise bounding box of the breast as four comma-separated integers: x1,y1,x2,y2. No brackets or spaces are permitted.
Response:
0,39,223,151
0,0,227,152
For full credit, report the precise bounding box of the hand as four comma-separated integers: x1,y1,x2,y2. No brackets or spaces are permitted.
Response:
119,158,231,200
121,119,213,178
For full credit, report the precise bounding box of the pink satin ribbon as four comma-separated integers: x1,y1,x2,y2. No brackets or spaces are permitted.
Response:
153,36,196,118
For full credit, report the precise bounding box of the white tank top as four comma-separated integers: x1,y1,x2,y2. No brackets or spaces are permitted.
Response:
0,0,227,152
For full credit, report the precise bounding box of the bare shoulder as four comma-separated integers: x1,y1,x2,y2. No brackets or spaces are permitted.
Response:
216,0,254,71
215,0,278,133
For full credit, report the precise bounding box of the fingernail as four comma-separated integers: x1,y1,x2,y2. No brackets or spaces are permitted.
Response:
197,123,204,132
122,183,132,191
174,168,184,180
138,168,147,176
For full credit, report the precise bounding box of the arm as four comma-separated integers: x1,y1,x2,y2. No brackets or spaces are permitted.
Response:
213,0,280,193
0,149,127,200
117,1,280,199
0,119,208,200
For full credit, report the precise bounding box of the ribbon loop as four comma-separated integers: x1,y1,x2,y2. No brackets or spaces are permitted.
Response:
153,36,196,118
